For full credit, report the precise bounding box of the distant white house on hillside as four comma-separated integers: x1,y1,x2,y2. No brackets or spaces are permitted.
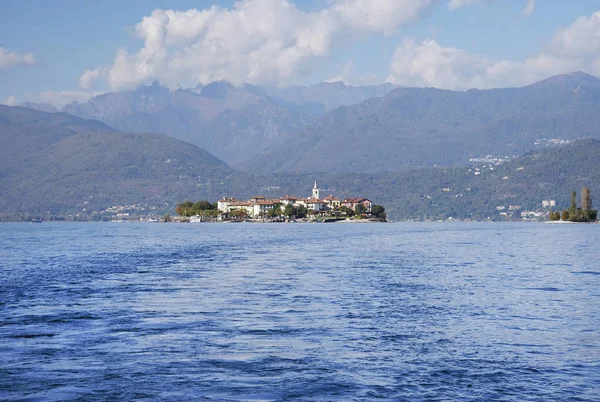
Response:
541,200,556,208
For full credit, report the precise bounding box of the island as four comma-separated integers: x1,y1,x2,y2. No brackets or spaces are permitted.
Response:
548,186,598,223
174,182,386,222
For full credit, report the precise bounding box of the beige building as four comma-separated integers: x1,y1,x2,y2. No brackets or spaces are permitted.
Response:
342,197,373,212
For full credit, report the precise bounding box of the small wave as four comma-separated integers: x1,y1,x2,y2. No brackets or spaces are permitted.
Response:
7,333,55,338
525,287,562,292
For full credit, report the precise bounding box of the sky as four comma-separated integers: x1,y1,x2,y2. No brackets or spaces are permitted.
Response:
1,0,600,107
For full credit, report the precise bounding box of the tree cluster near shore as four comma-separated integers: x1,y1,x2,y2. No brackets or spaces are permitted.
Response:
283,204,307,219
175,200,219,217
549,187,597,222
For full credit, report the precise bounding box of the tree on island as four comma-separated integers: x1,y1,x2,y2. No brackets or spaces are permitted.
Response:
176,201,194,216
561,209,569,221
355,203,367,216
371,204,386,219
283,204,307,219
268,203,283,219
296,205,308,219
582,186,592,212
339,206,354,217
176,199,218,218
559,187,598,222
284,203,294,218
192,200,213,211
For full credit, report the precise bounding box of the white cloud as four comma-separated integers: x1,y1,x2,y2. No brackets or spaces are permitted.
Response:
78,67,107,90
80,0,437,91
449,0,536,14
1,95,17,106
447,0,481,10
38,90,102,107
521,0,535,16
387,39,496,89
326,59,355,83
331,0,435,36
388,11,600,89
0,48,37,70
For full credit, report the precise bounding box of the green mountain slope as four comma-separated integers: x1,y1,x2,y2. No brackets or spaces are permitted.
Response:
1,106,598,221
233,139,600,221
334,139,600,220
0,106,234,216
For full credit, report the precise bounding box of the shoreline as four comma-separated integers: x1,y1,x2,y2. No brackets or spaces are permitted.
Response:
545,220,598,224
2,218,598,224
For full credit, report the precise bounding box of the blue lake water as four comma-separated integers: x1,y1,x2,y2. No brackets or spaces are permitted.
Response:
0,222,599,401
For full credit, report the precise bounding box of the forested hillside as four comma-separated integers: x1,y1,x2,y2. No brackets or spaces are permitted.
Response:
0,106,235,217
250,139,600,220
241,72,600,173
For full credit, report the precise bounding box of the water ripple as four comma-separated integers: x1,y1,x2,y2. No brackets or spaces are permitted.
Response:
0,222,599,401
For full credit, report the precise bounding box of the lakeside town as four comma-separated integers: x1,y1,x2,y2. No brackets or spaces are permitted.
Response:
172,182,387,223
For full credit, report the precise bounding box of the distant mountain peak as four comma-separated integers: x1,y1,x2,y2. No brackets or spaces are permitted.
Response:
566,71,598,79
528,71,600,88
320,81,346,87
18,101,59,113
135,81,170,96
200,81,237,99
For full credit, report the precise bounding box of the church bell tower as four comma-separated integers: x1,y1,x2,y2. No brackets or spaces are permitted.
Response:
312,181,320,199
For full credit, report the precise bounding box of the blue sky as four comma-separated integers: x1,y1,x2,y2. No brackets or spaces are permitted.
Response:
1,0,600,106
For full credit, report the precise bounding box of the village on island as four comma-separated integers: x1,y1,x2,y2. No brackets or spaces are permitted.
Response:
172,182,387,223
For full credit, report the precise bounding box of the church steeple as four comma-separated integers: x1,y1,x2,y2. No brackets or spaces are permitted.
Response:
312,181,320,199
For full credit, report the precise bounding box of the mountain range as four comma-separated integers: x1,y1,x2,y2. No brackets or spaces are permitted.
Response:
0,105,235,217
4,71,600,220
241,71,600,173
23,81,394,167
22,72,600,175
1,104,599,221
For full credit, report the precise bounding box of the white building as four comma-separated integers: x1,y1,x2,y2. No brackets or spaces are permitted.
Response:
217,197,238,212
312,181,320,199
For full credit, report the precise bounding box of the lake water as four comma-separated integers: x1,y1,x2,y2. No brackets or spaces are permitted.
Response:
0,222,598,401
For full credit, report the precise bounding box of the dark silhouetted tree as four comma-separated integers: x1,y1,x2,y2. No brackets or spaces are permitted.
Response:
284,203,294,218
570,191,577,212
295,205,308,218
582,186,591,212
193,200,213,211
371,204,386,219
568,191,582,221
